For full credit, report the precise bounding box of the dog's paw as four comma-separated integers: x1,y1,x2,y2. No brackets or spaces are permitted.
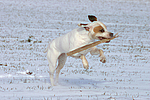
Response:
100,56,106,63
83,64,89,70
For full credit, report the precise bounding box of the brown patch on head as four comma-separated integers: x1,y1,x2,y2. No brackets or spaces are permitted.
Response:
93,26,104,33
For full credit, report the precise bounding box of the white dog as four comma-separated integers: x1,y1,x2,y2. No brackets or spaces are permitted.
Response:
44,15,113,86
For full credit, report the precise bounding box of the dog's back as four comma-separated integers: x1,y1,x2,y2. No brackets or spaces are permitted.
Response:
49,27,93,53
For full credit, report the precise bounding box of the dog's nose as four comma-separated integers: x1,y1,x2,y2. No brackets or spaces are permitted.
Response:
110,33,113,37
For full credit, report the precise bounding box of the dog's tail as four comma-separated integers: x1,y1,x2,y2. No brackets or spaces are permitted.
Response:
43,41,51,53
43,47,48,53
44,44,49,53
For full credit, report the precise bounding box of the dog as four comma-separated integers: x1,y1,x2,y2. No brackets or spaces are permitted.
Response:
44,15,113,86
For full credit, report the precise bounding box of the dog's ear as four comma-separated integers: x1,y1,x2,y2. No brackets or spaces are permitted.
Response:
88,15,97,22
84,27,90,31
78,23,90,31
78,23,88,27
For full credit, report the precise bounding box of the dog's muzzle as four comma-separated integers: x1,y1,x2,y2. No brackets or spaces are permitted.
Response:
98,33,114,43
110,33,113,37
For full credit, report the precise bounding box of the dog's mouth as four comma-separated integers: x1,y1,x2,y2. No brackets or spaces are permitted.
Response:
97,36,111,43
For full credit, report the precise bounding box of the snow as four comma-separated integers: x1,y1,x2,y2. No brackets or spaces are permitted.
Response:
0,0,150,99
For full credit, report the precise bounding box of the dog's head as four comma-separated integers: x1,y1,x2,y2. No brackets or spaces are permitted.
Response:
78,15,113,42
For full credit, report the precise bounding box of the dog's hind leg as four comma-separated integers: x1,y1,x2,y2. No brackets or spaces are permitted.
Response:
47,49,61,86
55,53,67,84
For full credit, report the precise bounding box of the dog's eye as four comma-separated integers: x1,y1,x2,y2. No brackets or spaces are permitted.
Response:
99,29,105,33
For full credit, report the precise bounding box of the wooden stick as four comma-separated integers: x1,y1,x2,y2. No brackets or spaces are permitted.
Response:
66,33,119,56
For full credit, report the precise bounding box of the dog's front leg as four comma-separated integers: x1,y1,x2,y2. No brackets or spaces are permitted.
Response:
90,46,106,63
80,54,89,70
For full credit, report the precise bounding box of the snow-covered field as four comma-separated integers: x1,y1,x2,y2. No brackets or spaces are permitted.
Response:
0,0,150,99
